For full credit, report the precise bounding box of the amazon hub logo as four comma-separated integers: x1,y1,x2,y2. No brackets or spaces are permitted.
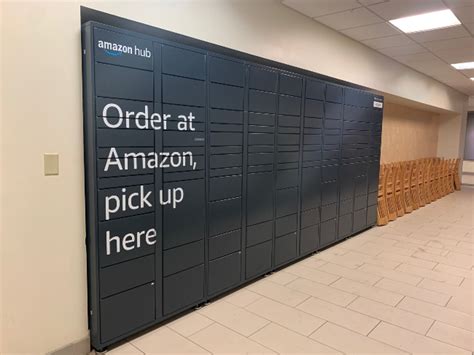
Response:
97,40,151,58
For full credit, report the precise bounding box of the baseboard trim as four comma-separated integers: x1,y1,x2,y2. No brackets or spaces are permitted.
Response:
48,334,90,355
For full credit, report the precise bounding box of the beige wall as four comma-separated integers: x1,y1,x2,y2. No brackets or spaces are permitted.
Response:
381,103,440,163
0,1,469,354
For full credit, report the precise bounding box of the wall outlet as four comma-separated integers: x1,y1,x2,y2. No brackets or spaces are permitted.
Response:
44,153,59,176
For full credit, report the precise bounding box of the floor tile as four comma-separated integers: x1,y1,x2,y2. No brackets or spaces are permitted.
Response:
434,263,474,279
332,277,404,306
392,240,448,256
319,250,400,269
167,312,214,337
340,236,372,249
358,263,422,285
310,322,408,354
250,323,340,354
369,322,470,354
447,293,474,315
381,233,429,246
286,277,358,306
245,297,326,335
412,251,473,269
264,270,299,285
297,297,379,335
317,262,381,285
107,342,143,354
377,251,437,270
222,288,262,308
397,297,473,331
418,278,470,297
283,263,341,285
198,300,269,336
396,263,464,285
427,321,474,351
300,257,328,269
458,241,474,249
131,326,209,354
375,278,450,306
347,296,433,334
247,278,310,307
346,241,387,256
189,323,275,354
427,241,473,255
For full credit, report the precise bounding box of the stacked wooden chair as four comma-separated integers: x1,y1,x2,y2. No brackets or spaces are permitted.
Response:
453,158,461,190
377,164,389,226
376,157,461,226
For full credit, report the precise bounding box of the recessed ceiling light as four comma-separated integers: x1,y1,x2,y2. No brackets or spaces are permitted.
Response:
471,78,474,81
389,9,461,33
451,62,474,70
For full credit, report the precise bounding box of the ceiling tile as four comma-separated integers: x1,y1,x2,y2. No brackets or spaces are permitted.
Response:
362,34,415,49
433,47,474,63
450,5,474,23
314,7,383,30
403,59,470,90
407,25,470,42
341,22,401,40
443,0,474,9
367,0,446,20
402,57,450,73
422,36,474,51
378,43,427,56
392,52,441,63
460,68,474,77
282,0,361,17
464,22,474,35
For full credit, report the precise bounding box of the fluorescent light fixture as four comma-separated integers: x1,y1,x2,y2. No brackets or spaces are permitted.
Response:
451,62,474,70
471,78,474,81
389,9,461,33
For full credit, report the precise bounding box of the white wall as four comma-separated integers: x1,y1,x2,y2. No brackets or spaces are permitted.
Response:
0,1,469,354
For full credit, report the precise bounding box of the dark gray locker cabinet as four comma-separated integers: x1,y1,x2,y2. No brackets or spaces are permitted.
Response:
82,17,383,351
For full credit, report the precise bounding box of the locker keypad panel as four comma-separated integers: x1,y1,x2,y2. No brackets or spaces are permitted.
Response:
82,22,383,351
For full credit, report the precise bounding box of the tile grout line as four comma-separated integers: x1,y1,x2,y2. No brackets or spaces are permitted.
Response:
186,312,275,354
129,341,145,354
423,318,436,336
174,313,216,338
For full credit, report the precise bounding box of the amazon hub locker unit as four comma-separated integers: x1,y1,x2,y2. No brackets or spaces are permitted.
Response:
82,16,383,351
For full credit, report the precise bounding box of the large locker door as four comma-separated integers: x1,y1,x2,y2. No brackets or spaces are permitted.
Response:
207,55,245,295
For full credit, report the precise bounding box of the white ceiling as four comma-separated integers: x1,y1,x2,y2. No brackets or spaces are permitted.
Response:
282,0,474,96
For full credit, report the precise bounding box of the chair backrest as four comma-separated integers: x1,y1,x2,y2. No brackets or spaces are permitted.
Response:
395,162,403,192
403,161,411,190
410,159,418,187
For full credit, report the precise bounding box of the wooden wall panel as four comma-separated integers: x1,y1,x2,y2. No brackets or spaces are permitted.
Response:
381,103,439,163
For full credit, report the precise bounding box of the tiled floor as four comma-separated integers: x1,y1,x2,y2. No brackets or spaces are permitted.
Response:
107,188,474,354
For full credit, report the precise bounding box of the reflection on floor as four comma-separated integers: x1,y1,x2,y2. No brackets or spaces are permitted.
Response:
105,188,474,354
